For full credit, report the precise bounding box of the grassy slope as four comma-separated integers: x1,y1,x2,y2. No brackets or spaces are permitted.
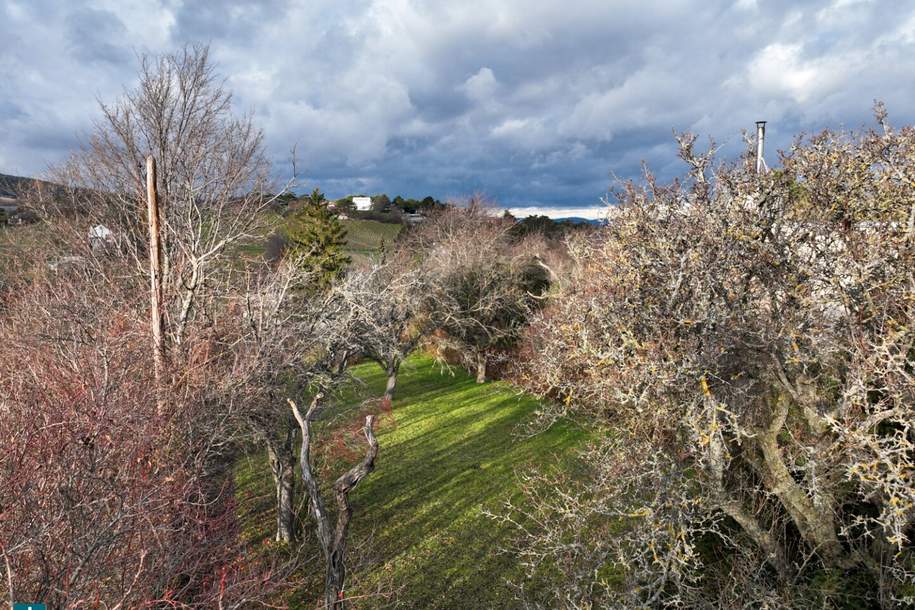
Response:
341,218,401,265
236,210,402,265
3,208,401,273
234,355,588,609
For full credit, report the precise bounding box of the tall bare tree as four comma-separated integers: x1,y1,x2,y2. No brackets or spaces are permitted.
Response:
230,259,367,543
231,262,384,607
33,45,284,350
0,47,303,607
340,257,432,407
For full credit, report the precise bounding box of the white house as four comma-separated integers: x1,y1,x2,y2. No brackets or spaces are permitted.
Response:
352,196,372,211
88,224,115,250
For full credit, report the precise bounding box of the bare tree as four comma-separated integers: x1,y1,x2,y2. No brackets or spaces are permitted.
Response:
231,261,384,607
509,112,915,607
0,47,304,607
340,257,432,407
290,398,379,610
32,45,286,351
410,202,549,382
228,259,369,544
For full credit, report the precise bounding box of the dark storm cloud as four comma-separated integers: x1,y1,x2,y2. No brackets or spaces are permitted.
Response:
1,0,914,213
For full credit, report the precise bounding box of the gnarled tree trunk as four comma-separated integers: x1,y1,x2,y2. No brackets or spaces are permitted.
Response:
289,396,379,609
746,393,849,570
703,397,791,579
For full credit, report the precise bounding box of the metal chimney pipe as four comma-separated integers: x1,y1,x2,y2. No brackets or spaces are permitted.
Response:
755,121,766,174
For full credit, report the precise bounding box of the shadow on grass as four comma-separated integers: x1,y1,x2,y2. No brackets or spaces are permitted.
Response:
234,354,589,609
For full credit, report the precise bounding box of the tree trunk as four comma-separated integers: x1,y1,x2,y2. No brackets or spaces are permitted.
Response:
381,358,400,410
752,395,849,569
704,400,790,579
755,433,846,565
289,398,379,610
266,425,297,543
274,464,295,543
324,417,378,608
475,352,486,384
145,156,166,415
325,553,346,609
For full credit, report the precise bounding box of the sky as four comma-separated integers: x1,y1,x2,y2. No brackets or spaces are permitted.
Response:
2,0,914,218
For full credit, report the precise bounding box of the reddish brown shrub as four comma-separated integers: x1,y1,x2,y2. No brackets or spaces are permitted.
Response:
0,266,297,608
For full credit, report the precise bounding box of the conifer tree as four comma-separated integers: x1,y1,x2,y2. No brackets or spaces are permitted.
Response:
285,188,350,289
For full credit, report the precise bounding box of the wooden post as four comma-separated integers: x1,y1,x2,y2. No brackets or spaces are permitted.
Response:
146,156,165,413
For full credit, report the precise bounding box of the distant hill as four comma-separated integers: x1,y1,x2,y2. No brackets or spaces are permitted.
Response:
0,172,66,199
553,216,606,225
0,174,25,215
0,173,37,199
0,177,20,200
0,173,66,224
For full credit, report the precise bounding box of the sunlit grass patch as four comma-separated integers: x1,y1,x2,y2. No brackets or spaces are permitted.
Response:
234,354,588,608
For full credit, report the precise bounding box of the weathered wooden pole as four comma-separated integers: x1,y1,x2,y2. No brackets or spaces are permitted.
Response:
146,155,166,413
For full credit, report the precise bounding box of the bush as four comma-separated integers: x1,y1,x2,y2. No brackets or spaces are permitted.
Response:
511,112,915,607
0,259,298,608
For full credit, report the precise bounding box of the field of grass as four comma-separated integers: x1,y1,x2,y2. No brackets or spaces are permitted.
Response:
341,218,402,264
234,355,589,609
235,209,402,266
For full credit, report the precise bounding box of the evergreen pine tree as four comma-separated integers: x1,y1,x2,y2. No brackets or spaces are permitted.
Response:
285,188,350,289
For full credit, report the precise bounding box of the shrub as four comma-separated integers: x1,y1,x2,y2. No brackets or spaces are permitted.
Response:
510,111,915,607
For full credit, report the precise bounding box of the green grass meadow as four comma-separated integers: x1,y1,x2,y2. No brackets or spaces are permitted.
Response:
235,210,402,266
340,218,402,264
234,355,588,608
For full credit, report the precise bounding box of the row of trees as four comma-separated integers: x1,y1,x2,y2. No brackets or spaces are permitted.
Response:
335,193,445,215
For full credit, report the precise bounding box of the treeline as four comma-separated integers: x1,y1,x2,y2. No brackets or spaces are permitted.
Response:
273,191,446,225
342,193,445,214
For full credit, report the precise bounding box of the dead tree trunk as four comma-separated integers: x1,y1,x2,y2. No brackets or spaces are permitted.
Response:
145,155,166,414
475,352,487,384
265,421,297,543
289,396,379,609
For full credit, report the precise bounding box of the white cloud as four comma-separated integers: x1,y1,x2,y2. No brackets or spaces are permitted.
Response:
742,43,842,103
